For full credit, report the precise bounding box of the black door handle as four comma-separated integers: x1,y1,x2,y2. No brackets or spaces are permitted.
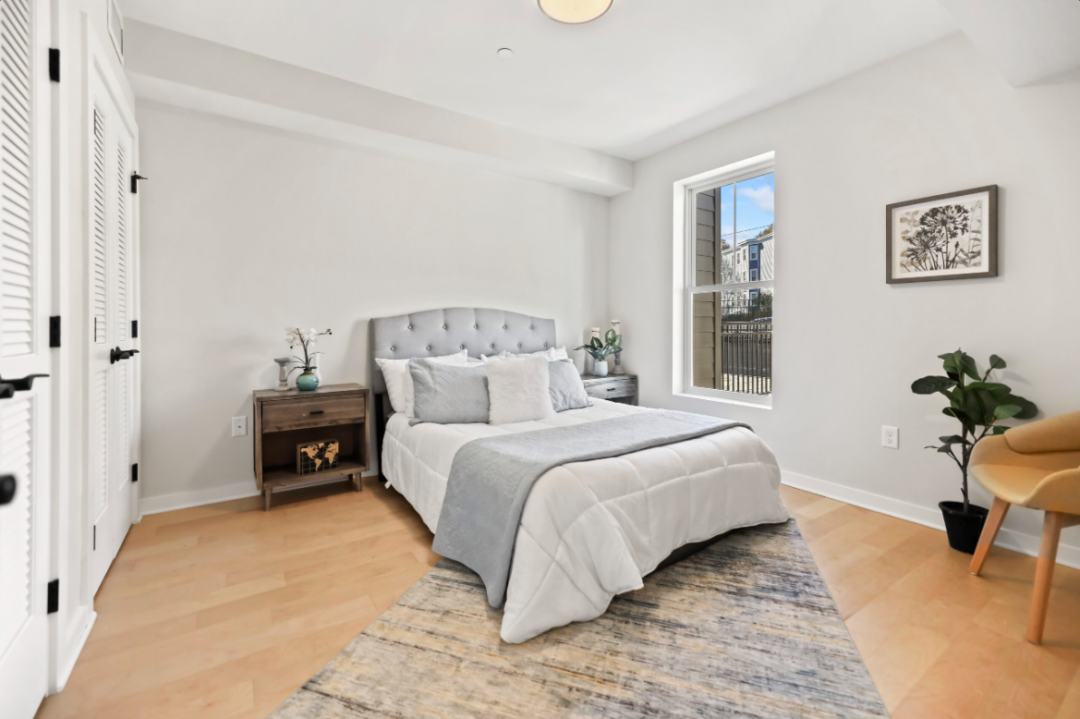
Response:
110,347,140,364
0,474,15,505
0,374,48,399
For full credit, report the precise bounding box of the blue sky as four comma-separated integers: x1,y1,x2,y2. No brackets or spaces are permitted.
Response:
717,172,774,247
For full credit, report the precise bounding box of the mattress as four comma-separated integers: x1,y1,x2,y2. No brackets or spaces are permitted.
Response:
382,398,789,642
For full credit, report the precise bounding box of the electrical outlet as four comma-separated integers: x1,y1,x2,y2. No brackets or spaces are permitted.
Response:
232,416,248,437
882,425,899,449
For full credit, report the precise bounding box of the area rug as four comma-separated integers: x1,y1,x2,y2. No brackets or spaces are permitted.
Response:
270,521,887,718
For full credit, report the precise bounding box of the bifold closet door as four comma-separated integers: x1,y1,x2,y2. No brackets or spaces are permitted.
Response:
0,0,53,716
88,46,138,597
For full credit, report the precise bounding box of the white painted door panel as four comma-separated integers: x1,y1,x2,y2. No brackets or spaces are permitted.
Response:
0,0,52,715
88,35,138,596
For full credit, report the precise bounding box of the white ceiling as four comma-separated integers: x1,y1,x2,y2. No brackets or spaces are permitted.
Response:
938,0,1080,87
118,0,959,160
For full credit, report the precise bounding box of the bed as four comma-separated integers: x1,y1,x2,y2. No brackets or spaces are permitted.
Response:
372,308,788,643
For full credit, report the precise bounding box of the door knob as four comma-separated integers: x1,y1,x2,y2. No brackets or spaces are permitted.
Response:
110,347,140,364
0,474,15,506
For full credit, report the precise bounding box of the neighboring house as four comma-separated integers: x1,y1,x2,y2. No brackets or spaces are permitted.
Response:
721,232,774,285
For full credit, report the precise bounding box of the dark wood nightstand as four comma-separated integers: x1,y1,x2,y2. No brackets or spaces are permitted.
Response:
253,383,370,510
581,374,638,405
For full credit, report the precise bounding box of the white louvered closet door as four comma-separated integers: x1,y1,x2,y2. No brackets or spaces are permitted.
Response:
0,0,52,716
88,38,138,597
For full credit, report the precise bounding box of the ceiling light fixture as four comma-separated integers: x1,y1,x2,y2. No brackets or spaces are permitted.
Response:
538,0,613,24
497,47,514,58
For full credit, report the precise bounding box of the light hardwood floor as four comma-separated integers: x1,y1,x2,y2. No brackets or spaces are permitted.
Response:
36,481,1080,719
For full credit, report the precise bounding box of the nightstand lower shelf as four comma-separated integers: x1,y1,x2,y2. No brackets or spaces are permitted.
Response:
262,459,366,510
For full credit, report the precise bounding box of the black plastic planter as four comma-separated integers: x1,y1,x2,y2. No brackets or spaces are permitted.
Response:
939,501,989,554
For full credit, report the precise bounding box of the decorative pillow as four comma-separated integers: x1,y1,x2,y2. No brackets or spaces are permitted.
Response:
548,359,591,412
409,359,489,425
481,346,568,362
375,350,467,417
486,355,556,425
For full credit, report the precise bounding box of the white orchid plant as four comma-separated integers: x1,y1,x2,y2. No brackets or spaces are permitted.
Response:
285,327,332,376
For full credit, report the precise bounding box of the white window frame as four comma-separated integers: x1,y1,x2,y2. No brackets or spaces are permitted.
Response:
671,151,774,408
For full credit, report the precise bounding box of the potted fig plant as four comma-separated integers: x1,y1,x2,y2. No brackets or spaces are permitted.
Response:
576,328,622,377
911,350,1037,553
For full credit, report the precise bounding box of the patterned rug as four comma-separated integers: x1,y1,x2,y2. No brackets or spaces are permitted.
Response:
270,521,887,718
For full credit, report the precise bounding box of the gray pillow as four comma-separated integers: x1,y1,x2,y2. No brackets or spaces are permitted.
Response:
548,360,591,412
409,359,489,424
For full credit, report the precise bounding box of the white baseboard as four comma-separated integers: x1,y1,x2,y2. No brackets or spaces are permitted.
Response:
781,470,1080,570
139,480,261,516
137,469,379,517
53,609,95,693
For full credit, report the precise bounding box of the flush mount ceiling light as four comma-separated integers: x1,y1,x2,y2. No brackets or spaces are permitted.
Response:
497,47,515,58
538,0,613,24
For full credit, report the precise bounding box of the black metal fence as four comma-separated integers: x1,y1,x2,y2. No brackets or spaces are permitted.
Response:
718,318,772,395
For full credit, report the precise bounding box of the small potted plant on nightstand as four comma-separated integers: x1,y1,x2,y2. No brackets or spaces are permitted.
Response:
576,329,622,377
911,349,1037,553
286,327,332,391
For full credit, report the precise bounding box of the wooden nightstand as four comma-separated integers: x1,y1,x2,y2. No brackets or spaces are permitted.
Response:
253,383,370,510
581,374,638,405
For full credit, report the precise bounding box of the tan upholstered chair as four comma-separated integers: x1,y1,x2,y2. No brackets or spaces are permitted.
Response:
968,410,1080,644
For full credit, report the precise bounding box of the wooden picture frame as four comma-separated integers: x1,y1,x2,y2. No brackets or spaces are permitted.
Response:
886,185,997,284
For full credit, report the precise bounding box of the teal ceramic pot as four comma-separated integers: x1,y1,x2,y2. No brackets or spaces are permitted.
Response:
295,370,320,392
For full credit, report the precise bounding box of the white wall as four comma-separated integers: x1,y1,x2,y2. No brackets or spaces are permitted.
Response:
609,34,1080,564
136,102,609,509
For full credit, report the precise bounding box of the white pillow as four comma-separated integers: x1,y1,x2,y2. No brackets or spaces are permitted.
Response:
481,346,568,362
376,350,467,417
486,355,556,425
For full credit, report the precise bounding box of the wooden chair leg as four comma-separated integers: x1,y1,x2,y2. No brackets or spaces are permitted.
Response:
970,497,1010,575
1027,511,1064,644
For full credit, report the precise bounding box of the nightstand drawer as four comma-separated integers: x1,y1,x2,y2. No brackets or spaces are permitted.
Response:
261,394,365,433
584,378,637,400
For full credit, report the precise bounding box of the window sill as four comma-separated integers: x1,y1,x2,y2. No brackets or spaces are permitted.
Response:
675,390,772,410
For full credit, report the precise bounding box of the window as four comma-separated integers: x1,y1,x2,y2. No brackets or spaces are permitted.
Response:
677,153,774,403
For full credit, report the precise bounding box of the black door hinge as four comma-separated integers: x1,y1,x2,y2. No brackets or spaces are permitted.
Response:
49,316,61,348
131,463,138,483
49,49,60,83
131,172,148,193
47,579,59,614
131,319,138,338
93,525,96,551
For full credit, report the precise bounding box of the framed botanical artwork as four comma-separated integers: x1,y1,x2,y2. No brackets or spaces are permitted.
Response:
886,185,997,284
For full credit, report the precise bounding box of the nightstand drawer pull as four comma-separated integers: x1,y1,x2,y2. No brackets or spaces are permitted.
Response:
606,387,616,392
309,410,325,415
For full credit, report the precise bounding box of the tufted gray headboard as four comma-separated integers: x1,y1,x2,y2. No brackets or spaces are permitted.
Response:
370,308,557,394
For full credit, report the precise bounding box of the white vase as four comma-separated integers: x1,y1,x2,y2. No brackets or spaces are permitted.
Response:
593,360,609,377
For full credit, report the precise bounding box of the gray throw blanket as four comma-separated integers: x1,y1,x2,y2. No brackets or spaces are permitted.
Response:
431,410,750,608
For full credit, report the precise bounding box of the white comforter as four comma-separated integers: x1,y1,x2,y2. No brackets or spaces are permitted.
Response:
382,399,788,643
